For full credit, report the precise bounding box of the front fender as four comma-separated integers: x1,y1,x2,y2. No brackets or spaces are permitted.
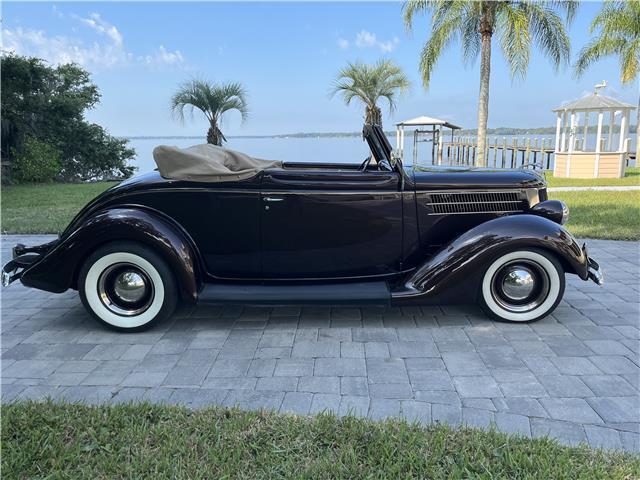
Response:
396,214,588,301
20,207,202,303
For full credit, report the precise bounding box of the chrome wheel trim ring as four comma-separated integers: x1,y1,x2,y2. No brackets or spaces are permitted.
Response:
490,260,550,314
97,263,155,317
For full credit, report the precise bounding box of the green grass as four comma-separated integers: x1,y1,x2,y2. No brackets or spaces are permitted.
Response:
1,181,116,234
545,166,640,187
550,190,640,241
2,402,638,479
1,181,638,240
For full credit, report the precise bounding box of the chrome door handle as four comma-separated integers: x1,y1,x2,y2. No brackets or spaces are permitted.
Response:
263,197,284,202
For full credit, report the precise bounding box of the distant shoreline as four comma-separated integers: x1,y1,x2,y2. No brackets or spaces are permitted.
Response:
124,125,637,140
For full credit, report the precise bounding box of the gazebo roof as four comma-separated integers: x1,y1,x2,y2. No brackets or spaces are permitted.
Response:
396,115,461,130
553,93,636,112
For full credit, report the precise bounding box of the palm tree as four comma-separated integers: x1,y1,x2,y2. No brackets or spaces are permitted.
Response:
575,0,639,143
171,80,248,146
403,1,576,166
331,59,410,129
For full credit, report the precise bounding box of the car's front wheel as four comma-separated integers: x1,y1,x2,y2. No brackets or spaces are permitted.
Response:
479,248,565,323
78,241,178,332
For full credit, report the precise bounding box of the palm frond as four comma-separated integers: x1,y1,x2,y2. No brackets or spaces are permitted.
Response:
496,3,531,79
575,0,640,83
331,59,410,119
575,36,626,77
170,79,249,126
170,79,215,123
418,8,464,88
524,2,571,69
620,38,640,83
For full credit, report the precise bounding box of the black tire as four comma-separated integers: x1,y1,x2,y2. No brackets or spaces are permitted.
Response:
478,248,565,323
78,241,178,332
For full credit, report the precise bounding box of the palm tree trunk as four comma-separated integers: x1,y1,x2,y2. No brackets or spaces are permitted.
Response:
365,105,383,128
636,96,639,154
207,122,224,146
207,125,218,145
476,30,492,167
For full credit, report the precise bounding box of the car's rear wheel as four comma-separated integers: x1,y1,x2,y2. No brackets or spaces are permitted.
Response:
479,248,565,323
78,241,178,332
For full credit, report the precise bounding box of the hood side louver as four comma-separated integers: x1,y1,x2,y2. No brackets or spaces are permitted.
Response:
426,191,525,215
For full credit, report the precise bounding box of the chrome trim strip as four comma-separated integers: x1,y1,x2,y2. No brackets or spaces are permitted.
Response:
425,210,523,216
261,190,404,196
428,200,523,205
416,189,523,195
118,188,408,196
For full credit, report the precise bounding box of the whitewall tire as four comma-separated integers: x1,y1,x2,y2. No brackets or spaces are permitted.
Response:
78,242,178,332
479,249,564,323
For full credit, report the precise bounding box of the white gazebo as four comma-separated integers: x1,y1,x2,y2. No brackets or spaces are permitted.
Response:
553,82,636,178
395,116,461,166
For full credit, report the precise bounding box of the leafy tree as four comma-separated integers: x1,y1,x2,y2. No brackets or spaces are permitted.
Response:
171,80,248,146
331,59,410,129
11,137,61,183
54,120,135,180
403,0,576,166
1,54,135,182
576,0,640,143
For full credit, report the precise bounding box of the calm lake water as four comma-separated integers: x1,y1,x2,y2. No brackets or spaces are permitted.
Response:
126,133,637,174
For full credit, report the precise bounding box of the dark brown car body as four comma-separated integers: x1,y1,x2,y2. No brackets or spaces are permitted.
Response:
3,125,602,308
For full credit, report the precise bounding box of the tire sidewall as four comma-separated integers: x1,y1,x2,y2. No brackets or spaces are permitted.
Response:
479,248,565,323
79,242,178,332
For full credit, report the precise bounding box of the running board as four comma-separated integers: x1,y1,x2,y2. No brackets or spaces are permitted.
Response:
199,281,391,305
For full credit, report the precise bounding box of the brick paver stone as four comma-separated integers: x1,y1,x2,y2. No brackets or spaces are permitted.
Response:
1,235,638,452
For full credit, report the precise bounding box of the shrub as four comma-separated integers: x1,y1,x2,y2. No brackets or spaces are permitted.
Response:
11,137,61,184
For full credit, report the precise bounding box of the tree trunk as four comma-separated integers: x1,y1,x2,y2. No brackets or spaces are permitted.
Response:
207,122,225,146
636,95,639,154
476,26,493,167
365,105,383,129
206,125,218,145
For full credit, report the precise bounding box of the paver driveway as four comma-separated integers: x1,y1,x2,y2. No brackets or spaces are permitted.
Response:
2,235,638,452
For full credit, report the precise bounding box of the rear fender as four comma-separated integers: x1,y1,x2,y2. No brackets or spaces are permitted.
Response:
20,207,202,303
395,214,588,301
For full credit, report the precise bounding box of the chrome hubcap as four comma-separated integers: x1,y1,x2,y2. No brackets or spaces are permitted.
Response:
97,263,154,316
491,260,550,313
113,271,147,303
501,268,535,301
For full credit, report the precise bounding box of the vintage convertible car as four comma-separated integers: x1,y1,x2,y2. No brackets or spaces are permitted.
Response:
3,125,603,331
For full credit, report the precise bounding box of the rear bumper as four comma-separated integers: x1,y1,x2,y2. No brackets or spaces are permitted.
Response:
2,240,58,287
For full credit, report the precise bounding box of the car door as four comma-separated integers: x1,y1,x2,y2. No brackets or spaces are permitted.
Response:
260,167,403,280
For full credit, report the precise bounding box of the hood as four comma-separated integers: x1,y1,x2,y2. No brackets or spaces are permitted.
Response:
409,165,546,190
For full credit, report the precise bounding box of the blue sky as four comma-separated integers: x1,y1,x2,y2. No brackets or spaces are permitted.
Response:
3,1,637,136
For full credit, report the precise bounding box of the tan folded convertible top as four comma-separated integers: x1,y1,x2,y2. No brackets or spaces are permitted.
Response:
153,144,282,182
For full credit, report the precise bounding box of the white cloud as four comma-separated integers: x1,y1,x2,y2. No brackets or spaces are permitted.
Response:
1,26,130,67
141,45,184,66
346,30,399,53
76,12,123,48
355,30,376,48
378,37,400,53
1,13,184,70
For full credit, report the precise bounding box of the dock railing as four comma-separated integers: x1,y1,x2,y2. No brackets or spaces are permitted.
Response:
439,136,636,170
440,136,555,170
